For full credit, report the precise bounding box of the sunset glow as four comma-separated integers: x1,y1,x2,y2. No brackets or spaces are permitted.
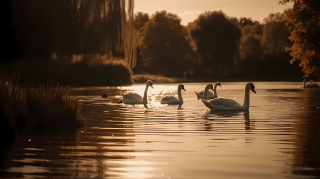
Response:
135,0,293,25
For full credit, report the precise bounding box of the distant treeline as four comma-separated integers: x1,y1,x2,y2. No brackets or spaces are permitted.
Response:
133,10,305,81
2,0,318,82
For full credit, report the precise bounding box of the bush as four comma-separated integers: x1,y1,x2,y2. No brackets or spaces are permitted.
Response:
1,59,133,87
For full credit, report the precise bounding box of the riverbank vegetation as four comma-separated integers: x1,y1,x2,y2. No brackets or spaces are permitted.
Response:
0,70,84,135
1,58,133,86
1,0,135,86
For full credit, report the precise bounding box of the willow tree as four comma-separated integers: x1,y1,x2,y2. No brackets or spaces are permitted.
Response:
10,0,136,68
280,0,320,78
78,0,136,68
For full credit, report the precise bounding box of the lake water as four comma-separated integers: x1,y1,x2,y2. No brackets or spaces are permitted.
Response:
1,82,320,179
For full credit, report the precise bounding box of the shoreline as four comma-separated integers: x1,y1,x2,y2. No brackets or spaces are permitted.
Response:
132,74,307,83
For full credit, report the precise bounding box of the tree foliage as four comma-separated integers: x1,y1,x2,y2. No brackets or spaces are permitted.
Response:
134,12,150,29
261,13,291,55
280,0,320,78
190,11,242,78
138,11,195,77
9,0,136,68
132,12,150,73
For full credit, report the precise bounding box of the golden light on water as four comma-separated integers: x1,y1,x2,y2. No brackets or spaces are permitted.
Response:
121,84,177,96
121,84,179,107
108,171,153,178
107,160,157,178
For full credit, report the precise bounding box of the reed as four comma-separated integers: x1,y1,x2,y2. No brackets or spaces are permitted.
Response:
0,70,84,133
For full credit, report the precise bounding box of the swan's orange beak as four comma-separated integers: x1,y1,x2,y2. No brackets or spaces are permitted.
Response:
182,87,186,91
251,87,256,93
150,85,153,89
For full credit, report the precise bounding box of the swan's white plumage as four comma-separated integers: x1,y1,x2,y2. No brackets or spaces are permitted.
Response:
202,82,256,111
160,84,186,104
304,79,318,88
123,80,153,104
122,93,143,104
203,98,243,110
194,91,214,99
161,96,178,102
195,82,221,99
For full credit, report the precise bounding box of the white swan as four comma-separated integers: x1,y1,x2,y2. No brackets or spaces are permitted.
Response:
123,80,153,104
304,79,318,88
202,82,256,111
195,82,221,99
160,84,186,104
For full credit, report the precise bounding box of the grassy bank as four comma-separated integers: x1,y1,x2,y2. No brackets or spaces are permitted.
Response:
133,74,184,83
0,70,84,154
1,59,133,86
133,73,306,83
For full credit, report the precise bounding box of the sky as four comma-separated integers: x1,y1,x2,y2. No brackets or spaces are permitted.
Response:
134,0,293,25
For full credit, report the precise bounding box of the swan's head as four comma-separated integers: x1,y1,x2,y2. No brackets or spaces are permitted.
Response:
246,82,256,94
146,80,153,88
179,84,186,91
216,82,222,87
206,84,214,91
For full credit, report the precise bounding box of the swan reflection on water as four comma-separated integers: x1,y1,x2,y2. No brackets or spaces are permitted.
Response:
143,101,183,110
204,110,253,130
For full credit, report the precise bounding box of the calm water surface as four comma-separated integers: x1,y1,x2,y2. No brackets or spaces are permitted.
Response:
1,82,320,179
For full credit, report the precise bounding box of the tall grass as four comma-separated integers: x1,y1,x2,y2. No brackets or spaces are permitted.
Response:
0,71,23,123
0,70,84,133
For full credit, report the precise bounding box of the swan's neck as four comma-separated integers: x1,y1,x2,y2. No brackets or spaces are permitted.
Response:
203,86,211,100
243,87,250,110
303,80,306,87
177,87,183,102
143,84,149,104
213,84,218,97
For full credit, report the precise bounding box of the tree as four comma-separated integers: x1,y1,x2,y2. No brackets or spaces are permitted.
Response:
134,12,150,29
138,11,195,77
239,17,255,27
190,11,241,78
1,0,20,62
261,13,291,55
280,0,320,78
133,12,150,73
9,0,136,68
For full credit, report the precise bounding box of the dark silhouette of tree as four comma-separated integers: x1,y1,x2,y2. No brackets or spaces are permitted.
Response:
11,0,55,59
190,11,242,79
261,13,291,55
239,17,255,27
280,0,320,78
240,34,263,61
236,13,302,81
1,0,20,62
134,12,150,29
7,0,136,68
242,22,262,36
133,12,150,73
138,11,195,77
